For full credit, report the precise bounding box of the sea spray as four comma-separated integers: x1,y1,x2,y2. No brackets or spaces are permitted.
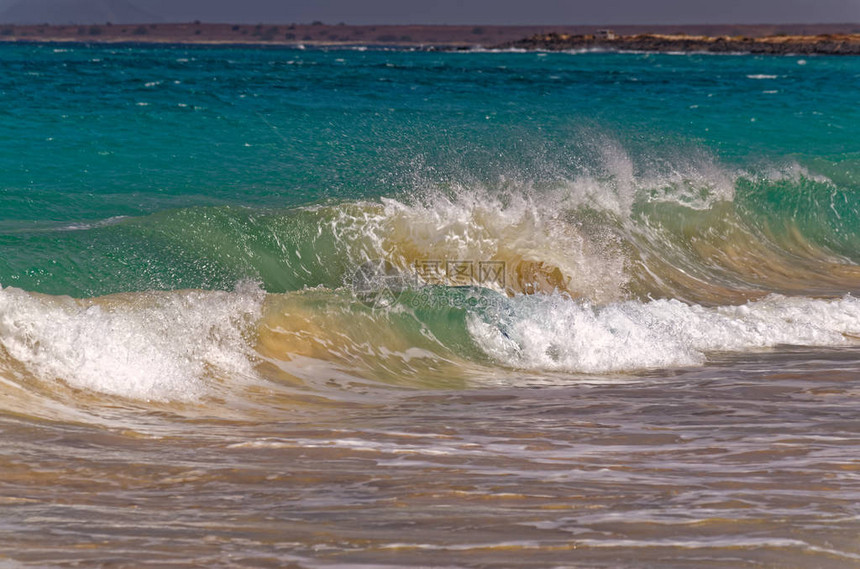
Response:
0,283,264,400
467,293,860,373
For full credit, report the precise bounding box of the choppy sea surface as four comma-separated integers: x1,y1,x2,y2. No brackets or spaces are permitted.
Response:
1,43,859,568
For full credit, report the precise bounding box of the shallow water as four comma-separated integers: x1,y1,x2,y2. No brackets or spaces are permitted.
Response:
1,44,859,567
3,347,860,568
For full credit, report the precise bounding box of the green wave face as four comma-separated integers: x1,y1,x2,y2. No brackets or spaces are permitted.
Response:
2,160,858,302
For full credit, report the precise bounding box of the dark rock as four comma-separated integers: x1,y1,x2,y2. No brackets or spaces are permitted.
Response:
496,33,860,55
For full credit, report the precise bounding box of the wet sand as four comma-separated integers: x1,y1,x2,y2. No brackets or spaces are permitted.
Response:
3,347,860,567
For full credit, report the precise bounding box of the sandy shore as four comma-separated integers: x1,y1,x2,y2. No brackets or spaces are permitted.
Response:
0,22,859,51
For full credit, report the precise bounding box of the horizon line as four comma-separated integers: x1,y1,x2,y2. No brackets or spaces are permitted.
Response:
1,21,858,27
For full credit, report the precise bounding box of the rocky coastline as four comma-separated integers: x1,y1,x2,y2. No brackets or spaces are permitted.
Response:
496,32,860,55
0,23,858,53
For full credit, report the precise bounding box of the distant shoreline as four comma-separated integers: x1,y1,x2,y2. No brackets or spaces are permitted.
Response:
501,32,860,55
0,23,858,54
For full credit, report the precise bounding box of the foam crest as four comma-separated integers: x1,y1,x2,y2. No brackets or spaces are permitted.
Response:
315,139,761,302
0,284,263,401
468,294,860,373
325,189,629,302
559,136,736,215
315,151,851,305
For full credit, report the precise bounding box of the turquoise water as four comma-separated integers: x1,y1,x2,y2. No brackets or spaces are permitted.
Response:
1,44,860,568
1,44,858,295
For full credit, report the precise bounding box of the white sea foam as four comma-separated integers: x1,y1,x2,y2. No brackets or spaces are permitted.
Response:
59,215,130,231
579,137,737,212
0,283,263,401
468,294,860,373
318,149,826,304
326,188,629,302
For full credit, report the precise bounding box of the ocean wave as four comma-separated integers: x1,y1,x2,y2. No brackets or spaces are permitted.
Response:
5,150,856,303
468,293,860,373
1,282,859,408
1,139,858,407
0,283,263,402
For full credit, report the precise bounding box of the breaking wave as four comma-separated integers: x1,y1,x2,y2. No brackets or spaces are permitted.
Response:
1,148,859,407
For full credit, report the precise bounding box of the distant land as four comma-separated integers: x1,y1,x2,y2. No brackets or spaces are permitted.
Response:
503,31,860,55
0,23,859,53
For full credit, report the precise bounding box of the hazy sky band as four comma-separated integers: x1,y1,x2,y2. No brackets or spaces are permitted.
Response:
1,0,858,25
